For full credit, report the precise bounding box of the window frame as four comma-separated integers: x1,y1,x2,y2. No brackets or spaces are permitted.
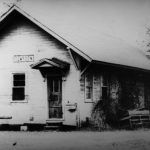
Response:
101,74,108,101
84,73,109,103
11,72,28,103
84,73,94,103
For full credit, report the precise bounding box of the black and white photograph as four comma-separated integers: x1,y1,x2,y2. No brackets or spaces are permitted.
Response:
0,0,150,149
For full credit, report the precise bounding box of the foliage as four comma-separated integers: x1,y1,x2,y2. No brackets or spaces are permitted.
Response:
91,98,123,130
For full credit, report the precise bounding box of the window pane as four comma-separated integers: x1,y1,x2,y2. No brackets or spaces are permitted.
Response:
13,81,25,86
14,74,25,81
102,87,107,100
12,87,25,100
86,86,92,99
102,74,108,86
85,74,93,99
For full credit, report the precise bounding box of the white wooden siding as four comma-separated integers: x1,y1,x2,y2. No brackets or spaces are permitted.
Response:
0,16,81,125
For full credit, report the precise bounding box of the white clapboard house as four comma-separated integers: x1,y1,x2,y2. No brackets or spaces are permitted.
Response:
0,5,150,129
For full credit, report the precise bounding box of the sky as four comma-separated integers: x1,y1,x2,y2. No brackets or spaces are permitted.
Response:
0,0,150,51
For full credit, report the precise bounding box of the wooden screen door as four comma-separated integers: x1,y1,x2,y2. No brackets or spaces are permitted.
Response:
47,76,62,119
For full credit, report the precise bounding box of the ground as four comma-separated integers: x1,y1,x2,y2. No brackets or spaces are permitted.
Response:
0,130,150,150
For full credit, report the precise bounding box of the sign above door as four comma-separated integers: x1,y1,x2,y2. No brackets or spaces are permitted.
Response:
13,55,34,63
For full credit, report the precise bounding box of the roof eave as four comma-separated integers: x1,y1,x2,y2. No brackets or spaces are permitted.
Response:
92,60,150,73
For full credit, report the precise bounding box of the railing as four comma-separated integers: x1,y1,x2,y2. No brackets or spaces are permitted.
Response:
120,114,150,128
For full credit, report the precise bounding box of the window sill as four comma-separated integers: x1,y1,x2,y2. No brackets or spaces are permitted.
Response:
10,100,28,103
10,95,29,103
84,99,94,103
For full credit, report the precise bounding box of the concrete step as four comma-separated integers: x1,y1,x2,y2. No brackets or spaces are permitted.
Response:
44,125,60,130
44,122,63,130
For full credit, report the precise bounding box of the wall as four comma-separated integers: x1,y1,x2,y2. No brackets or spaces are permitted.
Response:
0,14,80,125
1,12,149,127
79,65,150,128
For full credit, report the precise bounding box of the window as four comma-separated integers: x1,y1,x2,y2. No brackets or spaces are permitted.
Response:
85,73,93,102
12,74,25,101
101,75,108,100
102,86,108,100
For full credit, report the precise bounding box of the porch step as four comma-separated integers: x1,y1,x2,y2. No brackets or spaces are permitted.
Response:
44,125,60,130
44,122,63,130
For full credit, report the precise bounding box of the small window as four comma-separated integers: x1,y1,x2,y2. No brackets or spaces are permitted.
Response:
85,74,93,102
12,74,25,101
102,74,108,86
101,75,108,100
102,86,108,100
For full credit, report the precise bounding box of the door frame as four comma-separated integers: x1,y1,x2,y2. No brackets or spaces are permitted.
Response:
46,74,64,121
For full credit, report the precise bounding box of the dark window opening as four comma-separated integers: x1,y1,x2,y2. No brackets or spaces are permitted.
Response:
12,74,25,101
102,86,108,100
85,74,93,100
102,74,108,86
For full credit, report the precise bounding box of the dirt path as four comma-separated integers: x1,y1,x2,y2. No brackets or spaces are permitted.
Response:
0,130,150,150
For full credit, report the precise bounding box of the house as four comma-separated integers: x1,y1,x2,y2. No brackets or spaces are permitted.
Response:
0,4,150,130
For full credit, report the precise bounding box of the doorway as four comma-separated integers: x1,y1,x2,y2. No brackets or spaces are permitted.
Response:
47,76,62,119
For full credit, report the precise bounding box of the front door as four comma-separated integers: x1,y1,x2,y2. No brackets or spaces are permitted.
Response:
47,76,62,119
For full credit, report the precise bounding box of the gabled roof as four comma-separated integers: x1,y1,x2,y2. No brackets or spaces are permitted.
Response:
1,4,150,72
0,5,91,62
30,58,70,69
